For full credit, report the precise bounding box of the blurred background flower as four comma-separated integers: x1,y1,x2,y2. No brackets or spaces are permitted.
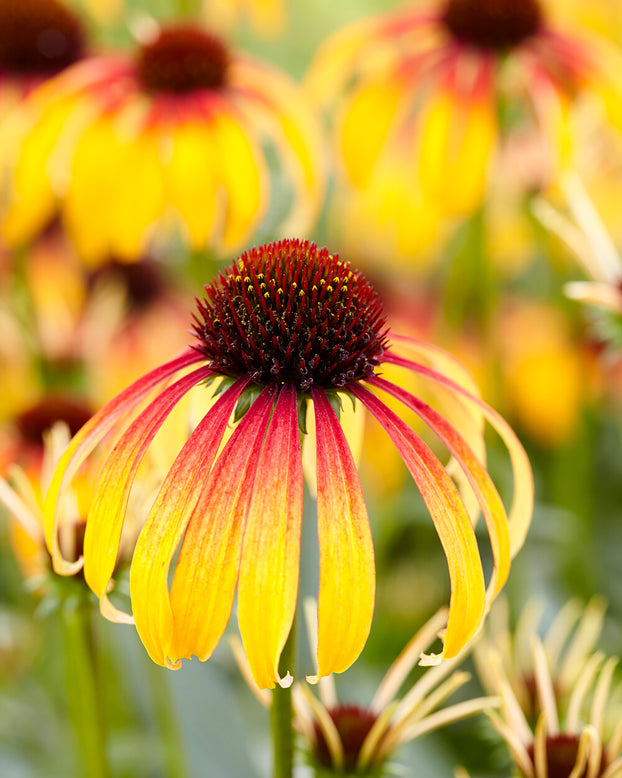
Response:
1,19,323,264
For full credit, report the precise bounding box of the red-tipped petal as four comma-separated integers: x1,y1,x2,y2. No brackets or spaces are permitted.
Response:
43,350,204,575
237,384,303,689
352,385,486,662
367,375,510,604
168,386,276,665
130,379,248,668
84,366,212,617
311,387,375,679
384,351,533,556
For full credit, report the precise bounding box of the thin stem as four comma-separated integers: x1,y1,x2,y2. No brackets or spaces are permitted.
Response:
271,621,296,778
143,654,190,778
62,595,111,778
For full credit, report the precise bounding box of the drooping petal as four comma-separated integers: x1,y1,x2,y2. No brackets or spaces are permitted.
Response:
84,366,212,620
1,95,79,246
311,387,375,679
383,351,534,556
238,384,303,689
211,104,266,250
417,58,496,216
232,57,324,235
168,386,276,664
339,78,403,187
367,375,510,604
351,385,486,662
43,350,203,574
166,120,220,248
130,378,248,668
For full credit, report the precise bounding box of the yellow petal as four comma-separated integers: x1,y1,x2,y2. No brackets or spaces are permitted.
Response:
232,57,325,235
418,65,496,215
238,385,303,689
311,387,375,678
168,388,276,663
166,120,220,248
2,95,78,245
212,105,266,250
352,384,486,661
130,380,246,668
340,79,402,187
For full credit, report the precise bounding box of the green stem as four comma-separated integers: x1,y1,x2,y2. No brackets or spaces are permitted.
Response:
62,597,111,778
143,654,190,778
271,621,296,778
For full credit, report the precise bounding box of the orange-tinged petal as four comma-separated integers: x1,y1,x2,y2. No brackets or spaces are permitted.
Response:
43,350,202,574
169,387,276,663
384,352,534,556
368,376,510,604
340,79,403,187
130,378,248,668
417,62,496,215
311,387,375,679
84,366,211,615
238,384,303,689
212,106,266,250
166,121,220,248
352,385,486,662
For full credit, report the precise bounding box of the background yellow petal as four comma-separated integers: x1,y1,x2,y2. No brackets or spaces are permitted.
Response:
418,66,496,216
212,106,266,250
166,121,220,248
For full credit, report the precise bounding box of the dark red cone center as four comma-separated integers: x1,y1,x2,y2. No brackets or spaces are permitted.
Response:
136,25,229,93
441,0,543,50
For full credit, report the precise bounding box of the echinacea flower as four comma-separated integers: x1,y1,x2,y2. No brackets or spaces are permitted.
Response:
0,0,85,101
233,605,499,775
1,23,323,264
474,597,622,778
306,0,622,223
44,239,533,690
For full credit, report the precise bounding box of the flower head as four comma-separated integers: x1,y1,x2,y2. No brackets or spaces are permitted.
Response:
306,0,622,224
474,597,622,778
44,239,533,689
0,0,84,88
1,23,323,263
233,605,499,775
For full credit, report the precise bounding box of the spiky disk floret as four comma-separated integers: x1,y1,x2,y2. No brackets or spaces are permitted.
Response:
193,240,388,391
441,0,543,50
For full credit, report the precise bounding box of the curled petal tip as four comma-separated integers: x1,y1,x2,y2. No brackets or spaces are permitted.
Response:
278,671,294,689
306,673,321,685
100,592,134,625
419,651,443,667
165,656,182,671
52,554,84,576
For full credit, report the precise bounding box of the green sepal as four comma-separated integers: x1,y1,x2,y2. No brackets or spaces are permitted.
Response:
297,393,309,436
233,384,264,423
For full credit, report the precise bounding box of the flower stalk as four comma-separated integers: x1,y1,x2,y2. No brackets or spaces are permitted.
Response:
61,594,111,778
271,619,296,778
